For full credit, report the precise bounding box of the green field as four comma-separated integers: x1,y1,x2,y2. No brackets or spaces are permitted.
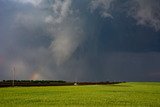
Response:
0,82,160,107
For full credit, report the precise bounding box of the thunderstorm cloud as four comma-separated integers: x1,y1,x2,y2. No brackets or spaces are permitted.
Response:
0,0,160,81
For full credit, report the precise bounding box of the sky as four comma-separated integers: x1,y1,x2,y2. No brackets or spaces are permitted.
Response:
0,0,160,81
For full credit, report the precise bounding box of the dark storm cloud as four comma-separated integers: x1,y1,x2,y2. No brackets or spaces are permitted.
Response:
0,0,160,81
90,0,160,31
0,0,86,80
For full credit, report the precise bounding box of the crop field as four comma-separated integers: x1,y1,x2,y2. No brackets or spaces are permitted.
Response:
0,82,160,107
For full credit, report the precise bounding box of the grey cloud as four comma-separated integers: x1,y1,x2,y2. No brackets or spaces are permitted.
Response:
13,0,43,7
43,0,85,65
90,0,114,18
90,0,160,31
45,0,72,24
0,0,86,80
13,0,85,66
0,0,160,81
49,24,84,65
129,0,160,31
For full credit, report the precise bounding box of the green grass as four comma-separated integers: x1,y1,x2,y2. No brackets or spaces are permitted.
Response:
0,82,160,107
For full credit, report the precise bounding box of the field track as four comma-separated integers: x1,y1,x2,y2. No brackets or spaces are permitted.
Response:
0,82,160,107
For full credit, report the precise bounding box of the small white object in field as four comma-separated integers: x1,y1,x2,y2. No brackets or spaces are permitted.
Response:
74,82,77,86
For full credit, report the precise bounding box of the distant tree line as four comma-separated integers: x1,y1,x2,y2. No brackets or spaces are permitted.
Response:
0,80,71,87
0,80,125,87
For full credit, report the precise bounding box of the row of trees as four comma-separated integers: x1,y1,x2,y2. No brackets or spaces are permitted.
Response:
0,80,71,87
0,80,125,87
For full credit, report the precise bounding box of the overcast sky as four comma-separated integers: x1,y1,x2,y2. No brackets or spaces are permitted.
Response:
0,0,160,81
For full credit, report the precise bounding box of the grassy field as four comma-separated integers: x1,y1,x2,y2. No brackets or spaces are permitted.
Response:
0,82,160,107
